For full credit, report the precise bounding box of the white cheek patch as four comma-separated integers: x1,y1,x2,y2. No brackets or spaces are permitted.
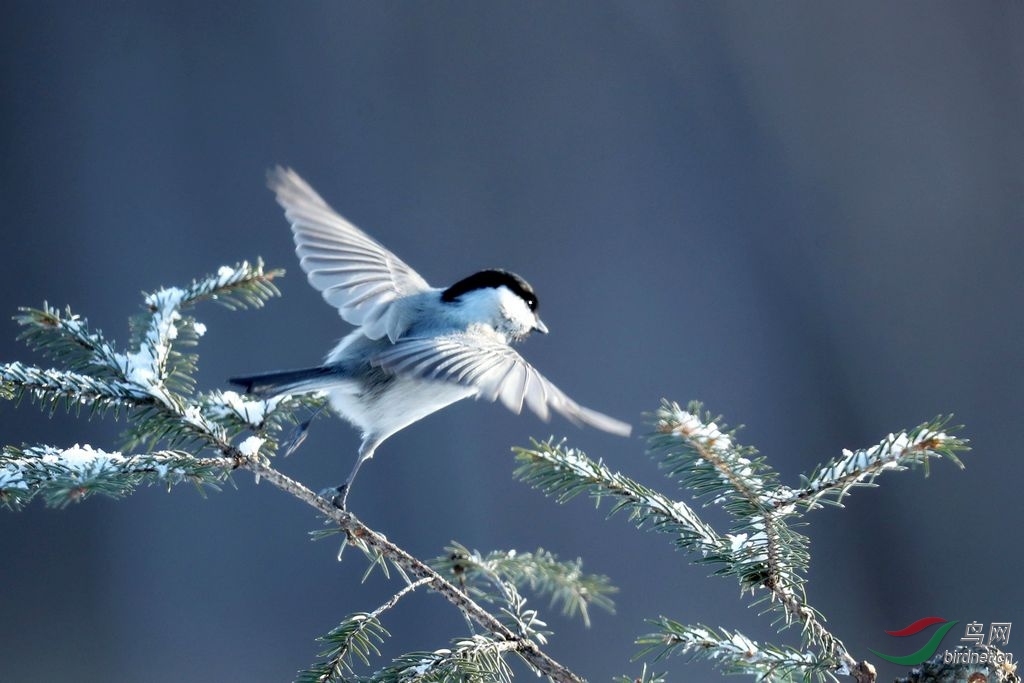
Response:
453,286,537,338
496,287,536,330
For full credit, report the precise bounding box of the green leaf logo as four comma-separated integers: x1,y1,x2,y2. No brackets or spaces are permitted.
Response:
869,616,959,666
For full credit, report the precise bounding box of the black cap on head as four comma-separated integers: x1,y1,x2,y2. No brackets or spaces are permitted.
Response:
441,269,539,311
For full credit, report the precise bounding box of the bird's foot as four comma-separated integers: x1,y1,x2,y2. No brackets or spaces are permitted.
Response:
319,484,348,511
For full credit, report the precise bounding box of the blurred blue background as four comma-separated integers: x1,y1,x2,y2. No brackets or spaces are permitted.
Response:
1,2,1021,681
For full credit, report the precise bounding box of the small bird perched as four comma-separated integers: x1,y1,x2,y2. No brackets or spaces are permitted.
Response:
231,168,631,509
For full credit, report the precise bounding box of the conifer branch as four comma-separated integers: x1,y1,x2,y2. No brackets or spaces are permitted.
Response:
513,439,727,560
777,419,968,511
363,636,519,683
433,543,616,628
651,402,812,629
297,613,391,683
0,444,232,509
612,664,667,683
0,361,145,414
651,401,781,509
14,304,123,376
637,619,839,682
514,436,854,675
2,259,976,683
515,399,966,682
297,578,432,683
0,261,584,683
650,402,849,667
243,460,582,682
174,260,283,310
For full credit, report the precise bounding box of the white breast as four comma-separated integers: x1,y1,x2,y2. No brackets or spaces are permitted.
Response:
327,376,475,441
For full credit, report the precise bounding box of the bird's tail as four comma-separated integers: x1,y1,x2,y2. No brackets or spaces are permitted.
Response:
228,366,343,397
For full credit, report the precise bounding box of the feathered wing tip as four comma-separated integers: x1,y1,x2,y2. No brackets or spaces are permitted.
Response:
266,166,327,209
264,165,431,343
571,405,632,437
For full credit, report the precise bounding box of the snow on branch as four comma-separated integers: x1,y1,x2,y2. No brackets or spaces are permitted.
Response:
204,390,288,429
1,260,586,683
513,402,970,681
14,304,124,377
201,389,320,440
174,260,283,310
0,444,232,509
119,259,282,403
780,417,968,510
637,618,839,682
651,400,785,510
1,255,976,683
613,664,667,683
0,360,146,415
360,636,519,683
4,260,310,456
650,401,811,614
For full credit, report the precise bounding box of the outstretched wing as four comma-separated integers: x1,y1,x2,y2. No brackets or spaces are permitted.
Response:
372,332,632,437
269,167,431,340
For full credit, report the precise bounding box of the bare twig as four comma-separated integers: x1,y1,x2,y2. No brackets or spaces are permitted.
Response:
370,577,432,619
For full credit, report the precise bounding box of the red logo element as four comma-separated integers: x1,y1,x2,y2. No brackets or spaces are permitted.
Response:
886,617,948,637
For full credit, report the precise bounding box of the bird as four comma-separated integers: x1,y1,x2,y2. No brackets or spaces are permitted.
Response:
230,168,631,509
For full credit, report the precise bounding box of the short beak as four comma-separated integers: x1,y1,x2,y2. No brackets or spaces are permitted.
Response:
533,317,549,334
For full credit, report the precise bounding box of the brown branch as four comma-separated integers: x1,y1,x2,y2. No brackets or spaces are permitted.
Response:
242,457,585,683
9,272,583,682
137,376,586,681
370,577,432,618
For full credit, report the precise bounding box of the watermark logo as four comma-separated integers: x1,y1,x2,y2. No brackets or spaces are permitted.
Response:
871,617,1014,667
870,616,959,665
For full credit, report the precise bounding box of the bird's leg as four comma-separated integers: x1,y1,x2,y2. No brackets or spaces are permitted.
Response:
330,436,380,510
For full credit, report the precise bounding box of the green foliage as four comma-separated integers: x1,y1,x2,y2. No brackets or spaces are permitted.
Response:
637,619,838,683
788,415,968,510
0,260,320,511
0,260,301,459
651,401,812,632
613,663,667,683
1,259,975,682
515,400,969,681
298,538,623,681
2,258,603,681
433,542,616,627
513,438,727,560
361,637,517,683
0,361,142,418
296,613,390,683
14,304,123,378
0,444,230,510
